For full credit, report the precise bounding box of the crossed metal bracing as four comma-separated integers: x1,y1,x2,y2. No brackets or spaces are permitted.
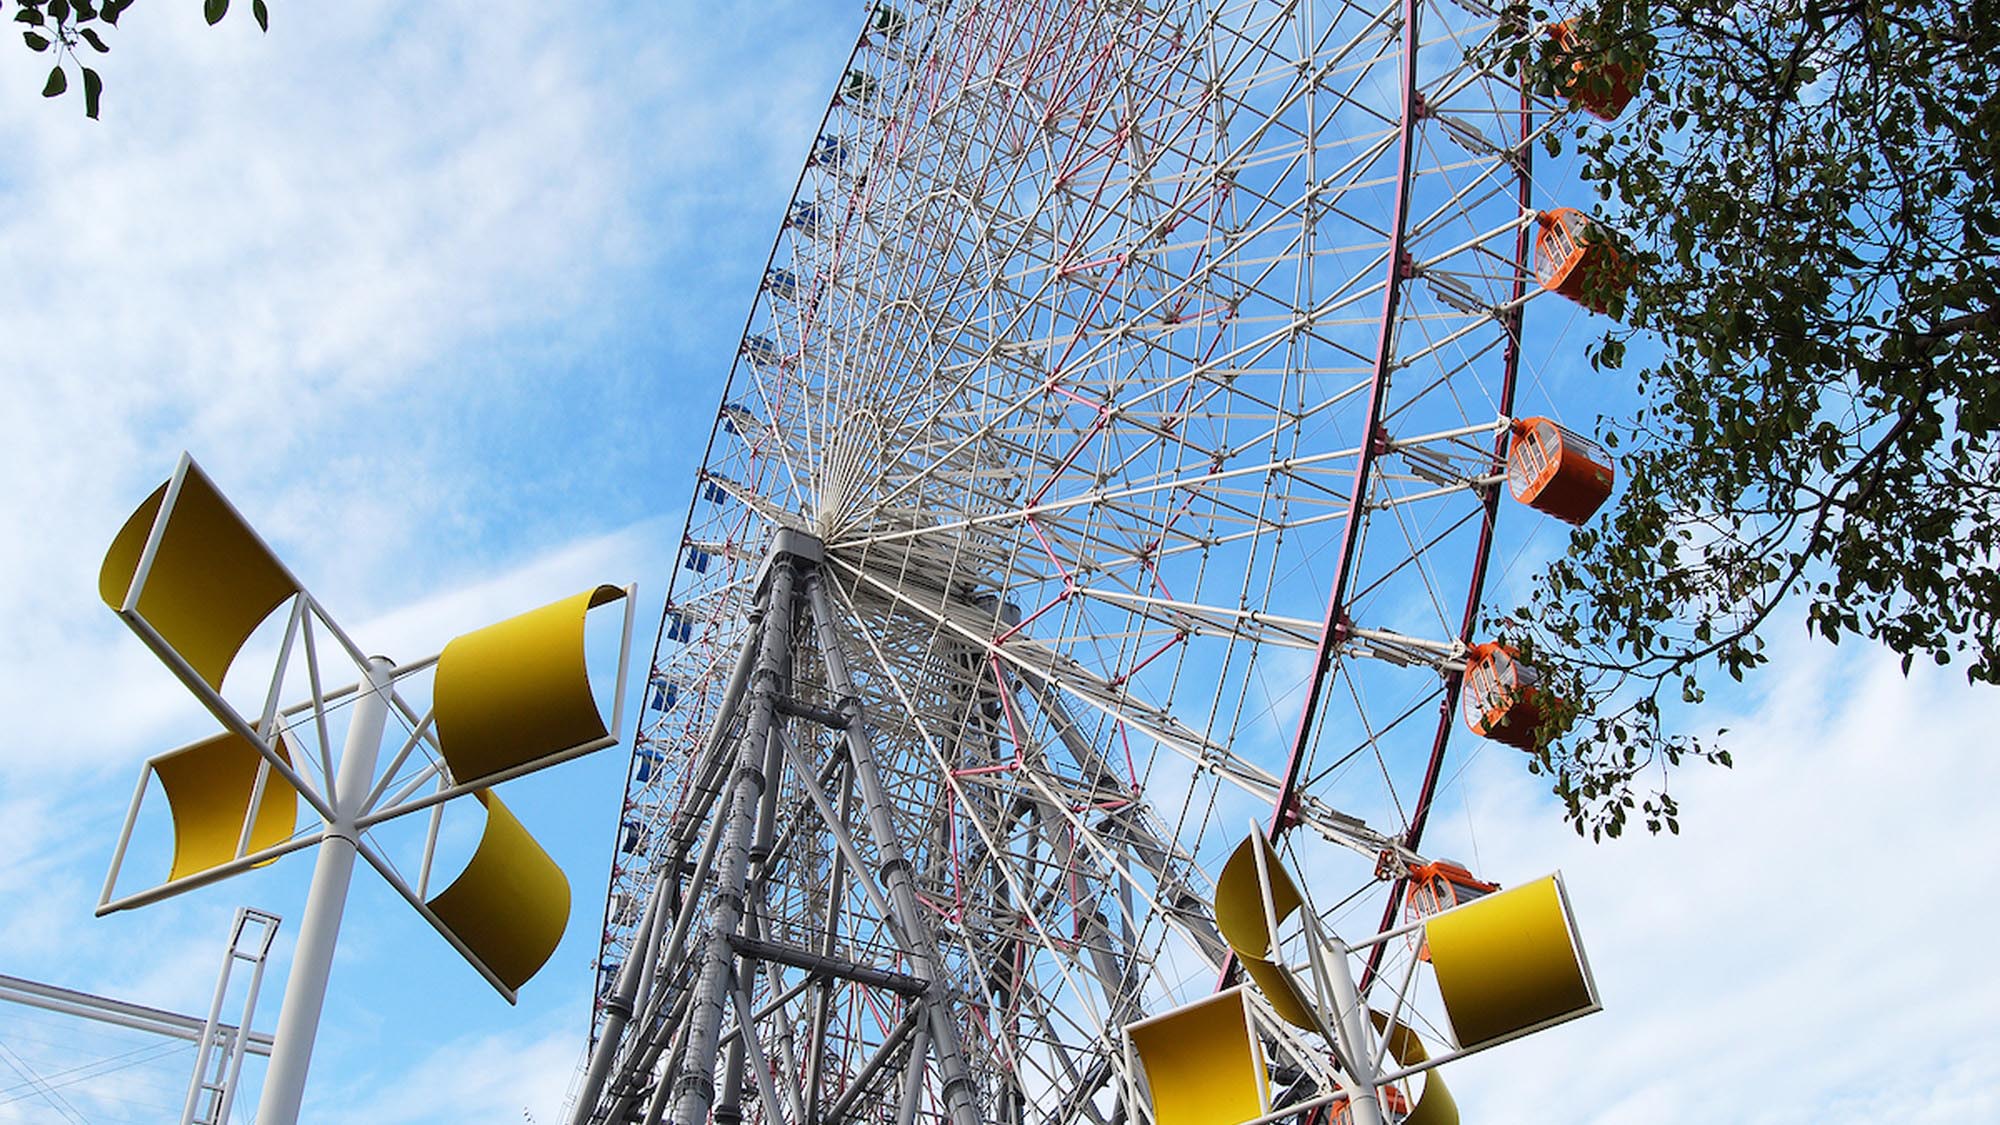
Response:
588,0,1586,1118
576,535,1222,1123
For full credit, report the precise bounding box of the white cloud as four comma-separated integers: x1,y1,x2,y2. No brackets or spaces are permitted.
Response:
305,1010,586,1125
346,516,668,663
0,1,843,772
0,793,98,962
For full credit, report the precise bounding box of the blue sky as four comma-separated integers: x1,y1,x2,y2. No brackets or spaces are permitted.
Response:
1,2,1996,1122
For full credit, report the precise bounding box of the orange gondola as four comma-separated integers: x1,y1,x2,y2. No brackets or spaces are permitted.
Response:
1547,19,1642,121
1461,642,1548,750
1406,859,1500,919
1508,417,1615,525
1535,208,1630,314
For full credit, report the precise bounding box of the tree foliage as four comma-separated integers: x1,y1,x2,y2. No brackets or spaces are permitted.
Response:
1501,0,2000,837
9,0,266,119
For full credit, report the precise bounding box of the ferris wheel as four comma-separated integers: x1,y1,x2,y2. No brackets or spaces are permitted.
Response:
573,0,1630,1122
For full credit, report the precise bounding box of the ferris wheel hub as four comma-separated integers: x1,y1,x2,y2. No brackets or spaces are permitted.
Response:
751,528,825,597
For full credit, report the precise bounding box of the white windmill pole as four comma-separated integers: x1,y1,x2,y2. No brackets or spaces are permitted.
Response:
256,654,395,1125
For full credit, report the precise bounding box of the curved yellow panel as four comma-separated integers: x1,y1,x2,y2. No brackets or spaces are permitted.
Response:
155,730,298,883
432,585,627,786
1127,987,1267,1125
1214,831,1302,960
99,469,297,690
1370,1011,1459,1125
1424,874,1596,1050
1239,953,1317,1030
425,791,571,993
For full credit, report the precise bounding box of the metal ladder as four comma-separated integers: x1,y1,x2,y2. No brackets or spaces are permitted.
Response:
182,908,282,1125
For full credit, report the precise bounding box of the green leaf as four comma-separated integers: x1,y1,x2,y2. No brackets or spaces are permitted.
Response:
252,0,268,31
79,26,107,51
82,65,101,119
50,0,70,24
23,30,49,50
15,8,46,26
42,64,67,98
204,0,228,25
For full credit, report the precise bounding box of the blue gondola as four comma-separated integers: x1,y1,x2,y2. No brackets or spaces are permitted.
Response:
787,201,823,237
740,335,782,367
765,268,802,302
665,609,694,643
719,402,756,435
649,675,680,713
810,133,849,169
634,746,666,783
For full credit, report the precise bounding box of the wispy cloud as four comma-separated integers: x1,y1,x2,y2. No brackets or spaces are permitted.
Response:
308,1009,585,1124
0,1,846,768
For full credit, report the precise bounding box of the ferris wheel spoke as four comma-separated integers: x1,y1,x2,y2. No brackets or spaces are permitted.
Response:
829,554,1263,783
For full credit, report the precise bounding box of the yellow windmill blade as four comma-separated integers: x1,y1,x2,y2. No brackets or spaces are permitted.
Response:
1370,1011,1459,1125
432,585,629,787
1238,953,1319,1031
1126,987,1270,1125
1213,831,1303,961
424,790,571,995
1214,831,1322,1029
1423,874,1600,1051
154,729,299,883
99,462,298,691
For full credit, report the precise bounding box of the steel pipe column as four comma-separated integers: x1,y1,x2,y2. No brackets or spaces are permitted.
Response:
255,656,394,1125
668,560,799,1125
807,573,984,1125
